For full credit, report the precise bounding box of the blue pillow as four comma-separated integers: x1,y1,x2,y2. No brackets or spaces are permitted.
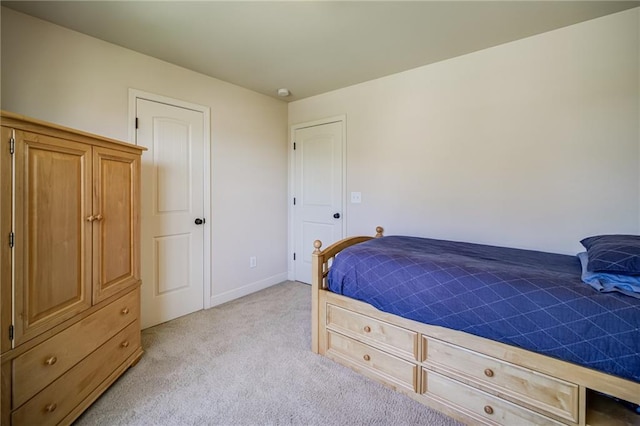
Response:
577,252,640,299
580,234,640,276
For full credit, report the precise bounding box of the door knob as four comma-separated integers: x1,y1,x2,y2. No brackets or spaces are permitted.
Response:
333,213,341,219
195,218,205,225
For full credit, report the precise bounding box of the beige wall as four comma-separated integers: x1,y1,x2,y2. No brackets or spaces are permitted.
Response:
1,7,289,305
289,8,640,255
2,6,638,296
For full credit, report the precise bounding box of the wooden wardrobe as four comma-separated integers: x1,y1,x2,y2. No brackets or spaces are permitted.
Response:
0,111,144,425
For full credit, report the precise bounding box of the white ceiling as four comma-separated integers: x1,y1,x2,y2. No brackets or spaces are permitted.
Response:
3,1,639,102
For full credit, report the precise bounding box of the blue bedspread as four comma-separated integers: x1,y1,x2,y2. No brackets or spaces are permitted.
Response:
327,236,640,383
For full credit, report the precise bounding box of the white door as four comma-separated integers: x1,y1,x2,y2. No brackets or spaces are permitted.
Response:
136,99,205,328
293,120,344,284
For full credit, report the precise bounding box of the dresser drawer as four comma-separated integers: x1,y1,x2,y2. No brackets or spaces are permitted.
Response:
422,369,565,426
13,289,139,408
327,304,417,360
12,320,140,426
422,337,578,423
327,330,418,392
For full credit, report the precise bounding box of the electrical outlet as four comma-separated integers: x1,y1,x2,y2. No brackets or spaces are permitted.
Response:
249,256,257,268
351,192,362,203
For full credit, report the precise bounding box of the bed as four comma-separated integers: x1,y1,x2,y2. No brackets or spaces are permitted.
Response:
311,227,640,426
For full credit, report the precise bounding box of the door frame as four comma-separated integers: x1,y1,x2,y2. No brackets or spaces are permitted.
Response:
288,115,347,281
128,89,212,309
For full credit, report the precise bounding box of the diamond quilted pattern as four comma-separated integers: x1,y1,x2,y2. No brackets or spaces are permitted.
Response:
328,236,640,382
581,235,640,275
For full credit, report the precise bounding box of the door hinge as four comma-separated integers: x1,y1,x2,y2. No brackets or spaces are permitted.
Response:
8,325,13,341
135,117,139,129
9,136,15,155
293,253,296,261
293,142,296,150
9,232,14,248
293,197,296,205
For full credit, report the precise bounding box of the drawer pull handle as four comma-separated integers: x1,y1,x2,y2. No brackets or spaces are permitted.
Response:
121,307,130,315
484,405,494,415
484,368,494,377
363,354,371,361
44,403,57,413
44,356,57,366
121,341,130,348
363,326,371,333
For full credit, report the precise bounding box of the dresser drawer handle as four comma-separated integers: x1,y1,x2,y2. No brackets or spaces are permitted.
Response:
363,354,371,361
484,405,494,415
121,307,130,315
363,326,371,333
44,356,57,366
44,403,57,413
121,341,130,348
484,368,494,377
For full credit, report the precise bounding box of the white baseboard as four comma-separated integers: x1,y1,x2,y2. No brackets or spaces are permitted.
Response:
209,272,288,307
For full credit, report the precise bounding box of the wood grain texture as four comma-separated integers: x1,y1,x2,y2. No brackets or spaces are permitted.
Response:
92,147,140,303
11,320,140,425
12,290,138,408
422,369,565,425
1,361,10,426
13,131,93,346
0,127,13,354
327,330,418,392
327,304,418,361
1,111,144,426
424,336,578,423
0,111,145,154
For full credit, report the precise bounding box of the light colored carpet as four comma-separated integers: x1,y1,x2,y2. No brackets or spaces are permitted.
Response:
74,281,462,426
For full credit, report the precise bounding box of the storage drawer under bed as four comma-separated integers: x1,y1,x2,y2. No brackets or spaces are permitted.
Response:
422,336,579,423
326,304,418,360
326,330,418,392
421,369,566,426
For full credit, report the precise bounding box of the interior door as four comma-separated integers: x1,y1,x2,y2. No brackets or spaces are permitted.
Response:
136,99,205,329
293,120,344,284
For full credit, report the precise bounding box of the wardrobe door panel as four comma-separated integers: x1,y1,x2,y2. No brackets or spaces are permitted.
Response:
13,131,92,345
92,146,140,303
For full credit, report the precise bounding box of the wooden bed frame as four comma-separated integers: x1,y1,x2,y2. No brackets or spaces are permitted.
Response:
311,227,640,426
